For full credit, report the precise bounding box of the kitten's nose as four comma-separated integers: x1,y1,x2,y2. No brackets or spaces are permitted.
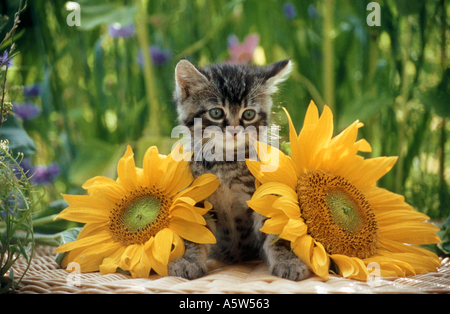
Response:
227,126,244,138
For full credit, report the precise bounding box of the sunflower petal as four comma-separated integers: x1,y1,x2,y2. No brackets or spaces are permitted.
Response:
375,250,439,274
54,229,112,253
363,255,416,277
99,246,126,275
193,200,213,216
120,244,141,276
61,194,112,212
282,107,301,174
133,246,152,278
260,214,289,235
378,221,440,245
352,157,398,188
331,254,368,280
143,146,164,186
252,182,298,204
76,222,108,239
355,139,372,153
247,194,280,217
176,174,219,202
303,100,320,126
152,228,173,266
311,241,330,279
145,240,168,277
56,206,110,224
279,218,307,243
170,233,185,261
292,235,314,269
82,176,127,202
70,241,123,273
248,142,298,190
169,219,216,244
170,205,206,225
117,145,139,191
378,238,439,258
160,149,193,196
272,196,300,219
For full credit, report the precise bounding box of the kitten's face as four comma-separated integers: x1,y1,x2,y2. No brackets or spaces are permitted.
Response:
174,60,291,162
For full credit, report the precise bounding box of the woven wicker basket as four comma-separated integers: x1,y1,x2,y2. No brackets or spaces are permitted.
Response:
10,246,450,294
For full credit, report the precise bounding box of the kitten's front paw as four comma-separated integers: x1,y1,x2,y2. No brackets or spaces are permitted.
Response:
168,258,207,280
270,256,311,281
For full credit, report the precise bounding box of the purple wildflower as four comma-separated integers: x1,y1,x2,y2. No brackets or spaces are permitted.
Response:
14,157,34,179
282,2,297,20
150,46,171,65
227,34,240,49
0,195,24,219
31,162,60,186
13,102,41,121
137,46,171,68
46,163,60,178
108,23,135,38
23,83,41,97
0,50,13,68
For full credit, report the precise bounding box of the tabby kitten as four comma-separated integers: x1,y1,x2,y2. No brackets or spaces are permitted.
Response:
168,59,311,281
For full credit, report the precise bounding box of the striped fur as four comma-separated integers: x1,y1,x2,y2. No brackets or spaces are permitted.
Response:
168,60,310,281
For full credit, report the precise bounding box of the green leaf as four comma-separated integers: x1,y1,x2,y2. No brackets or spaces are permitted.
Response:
437,240,450,255
40,67,54,118
394,0,425,16
8,268,14,281
416,90,450,119
338,93,393,130
281,142,291,156
444,215,450,229
76,2,137,30
416,69,450,119
69,139,125,186
0,114,36,156
54,227,83,268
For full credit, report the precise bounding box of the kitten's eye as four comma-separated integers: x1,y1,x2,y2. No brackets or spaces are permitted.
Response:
242,109,256,120
209,108,224,119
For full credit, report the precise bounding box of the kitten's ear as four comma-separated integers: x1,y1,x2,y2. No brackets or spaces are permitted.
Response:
263,59,293,95
175,60,209,101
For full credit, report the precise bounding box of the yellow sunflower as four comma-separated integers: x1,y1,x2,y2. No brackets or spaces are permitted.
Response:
247,101,441,280
55,145,219,278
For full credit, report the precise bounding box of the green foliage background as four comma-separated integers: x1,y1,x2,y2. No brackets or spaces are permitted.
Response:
0,0,449,233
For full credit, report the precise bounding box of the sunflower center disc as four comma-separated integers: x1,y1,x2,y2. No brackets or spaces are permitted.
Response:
325,189,362,233
109,186,171,246
122,196,161,233
297,170,378,259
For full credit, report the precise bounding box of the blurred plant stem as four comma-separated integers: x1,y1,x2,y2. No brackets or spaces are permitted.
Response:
322,0,335,114
174,10,229,60
394,16,412,194
0,63,8,128
0,0,26,128
6,229,68,247
291,70,325,110
439,0,448,211
135,0,160,137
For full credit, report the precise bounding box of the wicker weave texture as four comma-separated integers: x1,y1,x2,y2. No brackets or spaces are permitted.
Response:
10,246,450,294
